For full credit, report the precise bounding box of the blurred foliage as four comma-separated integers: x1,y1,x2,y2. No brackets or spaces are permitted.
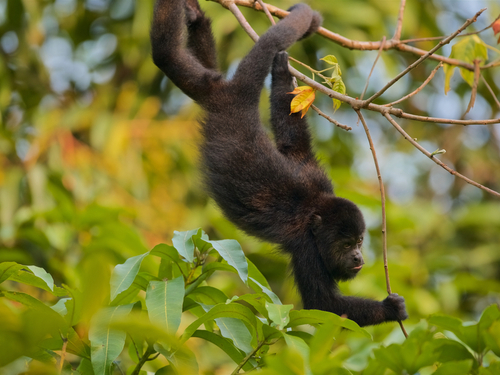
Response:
0,0,500,373
2,231,500,374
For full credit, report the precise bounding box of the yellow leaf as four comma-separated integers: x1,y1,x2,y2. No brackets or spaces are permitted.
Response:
288,86,316,118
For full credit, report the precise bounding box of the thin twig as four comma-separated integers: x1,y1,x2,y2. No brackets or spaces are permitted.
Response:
400,13,500,43
355,109,408,339
384,62,443,107
232,340,267,374
58,335,68,374
363,8,486,105
311,104,352,131
465,60,481,115
360,36,387,100
382,111,500,198
481,76,500,109
393,0,406,41
255,0,275,25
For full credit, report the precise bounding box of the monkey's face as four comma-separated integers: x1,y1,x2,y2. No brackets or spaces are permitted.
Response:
328,236,365,281
311,197,366,281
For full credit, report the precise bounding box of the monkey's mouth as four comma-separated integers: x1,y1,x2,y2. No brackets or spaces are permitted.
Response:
352,265,363,271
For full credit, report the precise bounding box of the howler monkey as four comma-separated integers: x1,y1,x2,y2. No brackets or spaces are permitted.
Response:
151,0,408,327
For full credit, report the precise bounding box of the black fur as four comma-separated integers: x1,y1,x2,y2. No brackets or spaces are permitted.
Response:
151,0,408,327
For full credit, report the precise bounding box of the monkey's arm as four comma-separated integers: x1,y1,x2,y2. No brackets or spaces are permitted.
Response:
230,4,320,106
291,251,408,327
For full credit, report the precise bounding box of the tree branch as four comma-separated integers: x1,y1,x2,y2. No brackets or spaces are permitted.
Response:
208,0,489,71
360,36,387,100
355,109,408,338
384,62,442,107
363,8,485,106
392,0,406,41
382,111,500,198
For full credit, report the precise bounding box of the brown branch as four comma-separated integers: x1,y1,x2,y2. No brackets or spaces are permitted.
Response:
363,8,485,106
288,64,500,125
393,0,407,41
360,36,387,100
481,76,500,109
256,0,275,25
209,0,486,72
384,62,443,107
382,111,500,198
356,109,408,338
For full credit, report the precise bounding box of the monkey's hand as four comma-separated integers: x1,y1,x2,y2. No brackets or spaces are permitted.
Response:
382,293,408,322
287,4,323,39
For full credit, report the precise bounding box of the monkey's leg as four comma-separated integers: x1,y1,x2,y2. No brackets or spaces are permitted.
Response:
185,0,218,70
151,0,221,102
230,4,316,105
270,52,315,163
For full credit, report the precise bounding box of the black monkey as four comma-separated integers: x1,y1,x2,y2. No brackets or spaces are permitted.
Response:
151,0,408,327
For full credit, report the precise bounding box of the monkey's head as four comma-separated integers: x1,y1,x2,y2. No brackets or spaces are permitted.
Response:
311,197,366,281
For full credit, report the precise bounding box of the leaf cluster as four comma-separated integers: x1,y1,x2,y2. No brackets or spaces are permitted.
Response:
2,230,500,374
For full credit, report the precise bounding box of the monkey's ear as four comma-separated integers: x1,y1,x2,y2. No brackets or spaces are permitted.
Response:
311,214,322,234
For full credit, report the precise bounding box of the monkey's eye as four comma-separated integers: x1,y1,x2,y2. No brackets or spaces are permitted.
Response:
357,238,363,244
344,243,351,249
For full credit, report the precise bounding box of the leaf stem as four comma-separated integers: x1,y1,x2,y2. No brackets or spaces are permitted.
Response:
131,344,157,375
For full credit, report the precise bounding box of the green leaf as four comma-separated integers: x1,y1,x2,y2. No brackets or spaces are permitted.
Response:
215,317,254,354
248,276,281,305
309,319,342,369
146,277,185,335
234,293,271,318
320,55,338,65
172,229,199,262
283,333,310,370
151,243,180,263
50,298,70,316
2,291,88,358
443,63,455,94
373,344,404,374
287,309,371,338
7,267,66,296
332,79,346,112
192,228,212,253
181,303,258,343
110,251,149,301
0,262,26,284
187,286,228,305
247,259,271,289
208,239,248,283
444,36,488,92
26,265,54,291
89,304,135,375
484,320,500,357
428,314,464,337
432,360,473,375
266,302,292,330
191,330,252,370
